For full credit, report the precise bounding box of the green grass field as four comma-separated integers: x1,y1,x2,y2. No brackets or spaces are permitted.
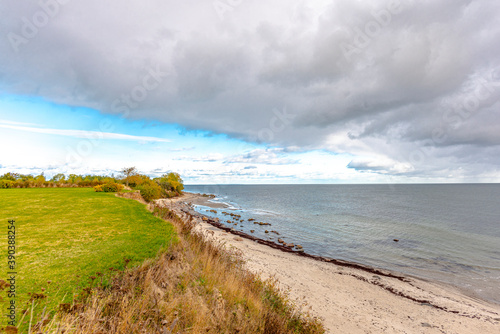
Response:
0,188,176,328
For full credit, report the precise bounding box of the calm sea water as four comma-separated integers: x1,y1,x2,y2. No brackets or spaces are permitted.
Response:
184,184,500,304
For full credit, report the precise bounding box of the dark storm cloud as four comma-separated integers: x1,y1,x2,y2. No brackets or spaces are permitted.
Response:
1,0,499,180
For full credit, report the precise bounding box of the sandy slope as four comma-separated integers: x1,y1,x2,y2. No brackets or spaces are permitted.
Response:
158,193,500,333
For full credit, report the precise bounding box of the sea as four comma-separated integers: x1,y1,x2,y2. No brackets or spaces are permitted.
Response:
184,184,500,305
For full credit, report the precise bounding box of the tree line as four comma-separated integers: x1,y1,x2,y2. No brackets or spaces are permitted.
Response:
0,167,184,201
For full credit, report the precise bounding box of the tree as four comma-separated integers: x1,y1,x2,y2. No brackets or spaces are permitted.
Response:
18,174,34,182
166,172,184,193
0,173,18,181
67,174,78,184
121,167,138,187
154,172,184,194
74,176,83,185
35,174,46,186
51,173,66,183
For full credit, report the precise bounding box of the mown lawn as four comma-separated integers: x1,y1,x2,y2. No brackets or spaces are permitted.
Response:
0,188,176,328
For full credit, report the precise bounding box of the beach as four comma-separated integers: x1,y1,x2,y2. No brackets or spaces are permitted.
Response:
157,193,500,333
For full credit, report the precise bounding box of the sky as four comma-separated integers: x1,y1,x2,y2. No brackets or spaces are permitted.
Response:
0,0,499,184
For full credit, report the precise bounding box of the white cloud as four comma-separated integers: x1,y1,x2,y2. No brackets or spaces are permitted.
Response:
0,119,40,126
347,157,414,175
0,124,170,143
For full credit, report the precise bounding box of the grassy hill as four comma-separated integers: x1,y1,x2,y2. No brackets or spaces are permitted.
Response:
0,188,176,329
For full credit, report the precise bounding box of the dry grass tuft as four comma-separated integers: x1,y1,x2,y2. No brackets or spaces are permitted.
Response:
38,206,324,333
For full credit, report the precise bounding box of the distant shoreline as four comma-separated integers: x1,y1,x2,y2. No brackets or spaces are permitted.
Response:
157,192,500,333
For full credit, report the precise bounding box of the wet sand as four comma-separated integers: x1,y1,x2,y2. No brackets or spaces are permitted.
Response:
157,193,500,333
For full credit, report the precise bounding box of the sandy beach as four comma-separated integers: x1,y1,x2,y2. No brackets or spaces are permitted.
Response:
157,193,500,334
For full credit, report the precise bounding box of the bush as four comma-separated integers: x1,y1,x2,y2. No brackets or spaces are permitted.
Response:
102,182,124,193
163,190,180,198
127,175,146,188
0,180,15,189
94,183,123,193
136,182,162,202
19,180,32,188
